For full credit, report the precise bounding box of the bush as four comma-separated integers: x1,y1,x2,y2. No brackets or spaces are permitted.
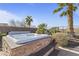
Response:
48,27,60,35
0,32,7,36
52,33,69,47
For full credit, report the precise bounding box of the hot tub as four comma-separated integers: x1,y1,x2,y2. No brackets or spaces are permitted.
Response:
2,31,52,56
7,32,49,44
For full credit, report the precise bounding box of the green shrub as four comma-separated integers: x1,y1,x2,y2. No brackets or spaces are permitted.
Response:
48,27,60,35
0,32,7,36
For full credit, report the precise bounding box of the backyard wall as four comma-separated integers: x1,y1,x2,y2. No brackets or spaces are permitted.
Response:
0,26,37,33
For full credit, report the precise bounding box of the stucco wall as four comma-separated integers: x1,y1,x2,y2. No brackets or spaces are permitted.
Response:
0,26,37,33
2,37,52,56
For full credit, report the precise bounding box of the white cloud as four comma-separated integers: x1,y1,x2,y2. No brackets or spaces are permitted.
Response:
0,10,21,23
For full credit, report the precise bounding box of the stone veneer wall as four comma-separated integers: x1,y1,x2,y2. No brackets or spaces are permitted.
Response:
2,38,11,56
2,37,52,56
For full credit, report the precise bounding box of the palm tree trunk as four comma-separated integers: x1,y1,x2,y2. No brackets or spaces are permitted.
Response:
29,23,31,28
67,3,74,36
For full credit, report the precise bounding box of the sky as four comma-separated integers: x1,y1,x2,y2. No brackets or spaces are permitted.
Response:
0,3,79,28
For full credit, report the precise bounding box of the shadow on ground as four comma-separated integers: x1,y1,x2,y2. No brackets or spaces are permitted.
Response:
66,41,79,48
48,49,60,56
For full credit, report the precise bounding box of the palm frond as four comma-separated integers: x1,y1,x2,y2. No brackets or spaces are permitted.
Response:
53,7,63,14
60,11,67,17
53,3,68,14
58,3,68,7
73,6,78,11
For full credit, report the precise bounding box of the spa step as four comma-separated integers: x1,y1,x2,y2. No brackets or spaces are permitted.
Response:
30,41,54,56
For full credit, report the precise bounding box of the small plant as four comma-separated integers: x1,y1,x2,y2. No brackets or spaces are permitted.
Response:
48,27,60,35
0,32,7,40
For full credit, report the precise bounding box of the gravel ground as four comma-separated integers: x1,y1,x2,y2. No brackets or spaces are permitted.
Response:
0,51,5,56
49,49,79,56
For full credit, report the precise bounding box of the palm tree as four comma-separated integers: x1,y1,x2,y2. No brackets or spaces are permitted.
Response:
53,3,78,36
25,16,33,28
36,23,47,34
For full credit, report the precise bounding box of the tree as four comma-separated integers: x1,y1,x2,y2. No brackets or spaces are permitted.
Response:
9,20,26,27
15,21,26,27
25,16,33,28
36,23,47,34
9,20,16,26
53,3,78,36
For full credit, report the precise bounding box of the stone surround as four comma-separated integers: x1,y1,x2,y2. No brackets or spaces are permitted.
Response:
2,36,52,56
